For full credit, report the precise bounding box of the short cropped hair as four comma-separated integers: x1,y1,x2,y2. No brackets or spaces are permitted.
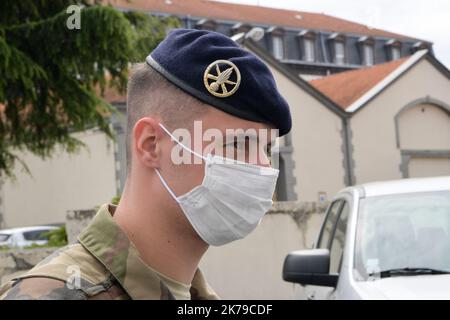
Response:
126,63,207,170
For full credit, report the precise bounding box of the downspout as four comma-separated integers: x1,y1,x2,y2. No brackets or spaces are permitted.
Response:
342,116,355,186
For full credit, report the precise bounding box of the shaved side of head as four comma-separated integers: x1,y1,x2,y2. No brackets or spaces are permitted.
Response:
126,63,208,171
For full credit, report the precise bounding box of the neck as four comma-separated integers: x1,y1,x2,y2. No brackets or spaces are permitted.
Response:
112,177,208,285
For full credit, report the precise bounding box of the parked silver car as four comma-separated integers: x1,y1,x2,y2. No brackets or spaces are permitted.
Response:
283,176,450,299
0,226,59,248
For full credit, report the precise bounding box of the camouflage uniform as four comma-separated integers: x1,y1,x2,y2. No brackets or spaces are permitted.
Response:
0,204,219,300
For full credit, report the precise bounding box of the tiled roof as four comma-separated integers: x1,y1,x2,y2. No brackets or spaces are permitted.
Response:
309,56,410,110
109,0,421,40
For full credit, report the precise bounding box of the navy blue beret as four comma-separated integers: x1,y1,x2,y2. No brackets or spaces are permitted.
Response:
146,28,292,136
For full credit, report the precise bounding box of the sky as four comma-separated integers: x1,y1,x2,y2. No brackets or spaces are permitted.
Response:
215,0,450,69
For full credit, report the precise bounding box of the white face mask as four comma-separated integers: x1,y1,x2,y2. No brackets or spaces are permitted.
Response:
155,123,279,246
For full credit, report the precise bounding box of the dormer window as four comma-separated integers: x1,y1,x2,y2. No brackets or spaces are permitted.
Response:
391,47,401,60
328,33,346,65
385,39,402,61
358,36,375,66
298,30,316,62
411,41,429,54
304,38,315,62
268,27,285,60
335,42,345,65
362,44,374,65
231,22,252,36
272,36,284,59
195,19,217,31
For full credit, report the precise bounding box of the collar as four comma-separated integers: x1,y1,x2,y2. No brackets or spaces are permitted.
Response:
77,204,218,300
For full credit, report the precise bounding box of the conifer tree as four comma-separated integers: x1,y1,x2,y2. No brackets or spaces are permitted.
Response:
0,0,179,176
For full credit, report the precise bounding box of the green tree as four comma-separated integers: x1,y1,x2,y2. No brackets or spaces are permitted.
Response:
0,0,179,176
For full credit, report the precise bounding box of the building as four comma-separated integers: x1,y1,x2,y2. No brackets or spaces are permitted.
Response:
240,39,348,202
0,129,118,228
310,49,450,183
112,0,433,79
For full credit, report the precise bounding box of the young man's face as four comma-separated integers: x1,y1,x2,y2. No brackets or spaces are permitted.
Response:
157,106,277,198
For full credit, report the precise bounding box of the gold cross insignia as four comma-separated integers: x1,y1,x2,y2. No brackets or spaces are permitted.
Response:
203,60,241,98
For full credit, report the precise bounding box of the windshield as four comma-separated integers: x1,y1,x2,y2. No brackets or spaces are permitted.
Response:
354,190,450,280
0,234,11,242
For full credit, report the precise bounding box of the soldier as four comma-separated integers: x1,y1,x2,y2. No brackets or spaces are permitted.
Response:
0,29,291,300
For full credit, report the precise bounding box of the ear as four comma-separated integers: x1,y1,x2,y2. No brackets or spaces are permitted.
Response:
133,117,163,169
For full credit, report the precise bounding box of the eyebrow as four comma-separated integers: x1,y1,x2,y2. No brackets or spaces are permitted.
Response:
222,135,275,148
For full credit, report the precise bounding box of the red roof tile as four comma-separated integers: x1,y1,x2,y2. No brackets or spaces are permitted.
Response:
309,57,410,110
109,0,421,40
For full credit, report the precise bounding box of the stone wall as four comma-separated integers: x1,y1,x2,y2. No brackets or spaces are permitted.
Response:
0,248,57,285
66,209,96,244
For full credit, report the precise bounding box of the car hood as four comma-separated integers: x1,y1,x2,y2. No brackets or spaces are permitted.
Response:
355,274,450,299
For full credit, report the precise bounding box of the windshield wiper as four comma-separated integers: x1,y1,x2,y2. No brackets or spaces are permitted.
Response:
378,267,450,278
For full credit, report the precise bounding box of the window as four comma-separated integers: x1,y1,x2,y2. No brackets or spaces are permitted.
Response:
329,202,350,274
272,35,284,60
362,44,374,66
269,27,286,60
355,191,450,279
298,30,316,62
195,19,217,31
391,46,401,60
231,23,251,36
23,229,51,241
303,38,315,62
334,41,345,65
328,33,346,65
318,200,343,248
0,234,11,242
385,39,402,61
317,200,350,274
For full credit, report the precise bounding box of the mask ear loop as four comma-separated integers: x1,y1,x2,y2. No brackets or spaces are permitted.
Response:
155,123,207,203
158,123,205,161
154,168,180,203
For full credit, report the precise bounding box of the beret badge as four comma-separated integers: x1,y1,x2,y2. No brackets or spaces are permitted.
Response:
203,59,241,98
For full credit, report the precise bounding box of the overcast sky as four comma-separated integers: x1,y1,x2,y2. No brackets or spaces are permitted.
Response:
216,0,450,68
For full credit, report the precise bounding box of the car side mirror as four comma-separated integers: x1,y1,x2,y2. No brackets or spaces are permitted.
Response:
282,249,338,287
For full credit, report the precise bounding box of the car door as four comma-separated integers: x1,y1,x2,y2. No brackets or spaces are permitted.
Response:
305,199,350,300
327,201,350,299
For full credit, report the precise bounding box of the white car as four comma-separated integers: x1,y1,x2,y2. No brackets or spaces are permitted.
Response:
283,176,450,300
0,226,59,248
